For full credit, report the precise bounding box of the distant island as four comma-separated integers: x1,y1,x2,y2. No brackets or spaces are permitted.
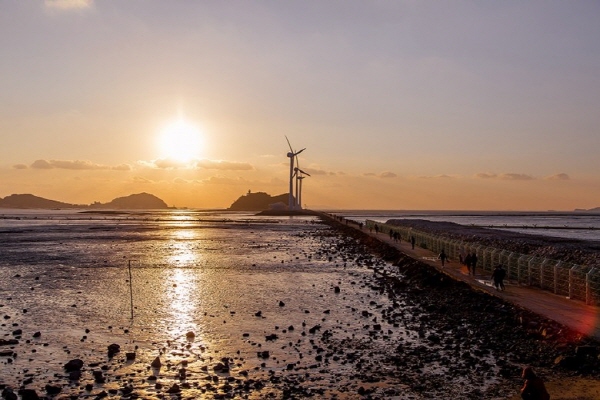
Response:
0,193,169,210
228,191,290,211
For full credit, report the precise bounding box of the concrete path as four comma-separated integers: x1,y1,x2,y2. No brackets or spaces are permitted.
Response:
337,217,600,341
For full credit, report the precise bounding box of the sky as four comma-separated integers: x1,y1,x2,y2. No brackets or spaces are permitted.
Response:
1,0,599,210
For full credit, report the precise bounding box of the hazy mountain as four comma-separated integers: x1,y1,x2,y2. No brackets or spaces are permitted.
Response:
0,192,168,209
93,193,168,209
228,192,290,211
0,194,81,209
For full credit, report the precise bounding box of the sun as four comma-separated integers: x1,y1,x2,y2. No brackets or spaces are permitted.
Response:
158,119,203,163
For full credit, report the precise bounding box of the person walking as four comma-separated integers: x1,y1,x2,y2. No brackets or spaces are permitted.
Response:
471,252,478,276
464,253,472,275
492,265,506,291
410,235,415,250
439,249,449,267
520,366,550,400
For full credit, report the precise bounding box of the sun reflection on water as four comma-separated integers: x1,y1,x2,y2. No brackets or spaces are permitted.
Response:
166,229,200,266
163,229,203,338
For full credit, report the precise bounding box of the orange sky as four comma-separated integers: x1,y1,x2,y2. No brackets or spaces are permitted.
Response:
1,1,599,210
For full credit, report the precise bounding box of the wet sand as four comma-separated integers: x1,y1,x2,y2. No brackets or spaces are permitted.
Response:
1,213,599,399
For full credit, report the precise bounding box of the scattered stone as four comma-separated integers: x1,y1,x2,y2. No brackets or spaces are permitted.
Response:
107,343,120,357
44,385,61,395
166,384,180,394
63,359,84,372
151,356,162,368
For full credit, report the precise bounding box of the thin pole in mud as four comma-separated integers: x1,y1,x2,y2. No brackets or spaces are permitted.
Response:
128,260,135,319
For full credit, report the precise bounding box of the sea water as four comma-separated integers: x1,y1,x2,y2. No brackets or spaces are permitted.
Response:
331,210,600,242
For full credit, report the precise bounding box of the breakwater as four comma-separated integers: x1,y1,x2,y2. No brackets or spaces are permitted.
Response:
359,218,600,306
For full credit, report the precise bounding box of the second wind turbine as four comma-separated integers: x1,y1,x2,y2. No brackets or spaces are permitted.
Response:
285,136,305,210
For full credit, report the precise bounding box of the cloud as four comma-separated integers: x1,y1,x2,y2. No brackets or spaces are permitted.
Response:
546,173,570,181
142,158,254,171
112,164,132,171
417,174,454,179
363,171,398,178
12,164,28,170
476,173,497,179
303,167,329,176
499,173,534,181
45,0,93,10
476,172,535,181
30,159,114,170
31,160,53,169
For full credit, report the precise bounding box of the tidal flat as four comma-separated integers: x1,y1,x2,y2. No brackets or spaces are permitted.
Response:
0,211,598,399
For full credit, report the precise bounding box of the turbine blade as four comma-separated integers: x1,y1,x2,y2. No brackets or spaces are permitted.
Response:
298,168,311,176
285,136,294,153
294,148,306,156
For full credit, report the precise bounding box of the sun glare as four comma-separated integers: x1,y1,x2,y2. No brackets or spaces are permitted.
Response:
158,119,203,163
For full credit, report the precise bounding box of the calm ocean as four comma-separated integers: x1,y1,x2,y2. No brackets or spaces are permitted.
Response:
330,210,600,242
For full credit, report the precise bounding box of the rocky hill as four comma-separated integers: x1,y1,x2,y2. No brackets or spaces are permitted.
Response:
0,193,168,209
228,192,291,211
0,194,81,209
90,193,168,209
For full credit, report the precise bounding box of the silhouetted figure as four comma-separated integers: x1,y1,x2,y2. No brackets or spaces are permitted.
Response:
465,253,472,275
359,222,363,230
520,367,550,400
389,229,394,240
374,224,379,234
492,265,506,291
438,249,449,266
471,252,478,275
410,235,415,250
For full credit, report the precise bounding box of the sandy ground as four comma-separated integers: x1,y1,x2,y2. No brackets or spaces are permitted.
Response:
508,376,600,400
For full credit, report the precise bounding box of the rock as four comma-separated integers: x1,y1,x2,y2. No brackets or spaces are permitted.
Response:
265,334,278,341
185,331,195,339
257,351,270,359
69,370,82,380
17,389,40,400
11,329,22,336
0,350,13,357
0,339,18,346
45,385,62,395
63,358,84,372
125,352,136,361
93,370,106,383
254,311,262,317
166,384,180,394
107,343,120,357
279,301,285,307
151,356,162,368
32,332,41,338
334,286,341,293
214,362,229,373
1,388,17,400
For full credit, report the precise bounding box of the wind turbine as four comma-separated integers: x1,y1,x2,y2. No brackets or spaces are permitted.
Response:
293,161,311,210
285,136,305,210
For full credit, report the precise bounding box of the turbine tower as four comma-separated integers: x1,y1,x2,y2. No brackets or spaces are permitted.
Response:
293,161,311,210
285,136,305,210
